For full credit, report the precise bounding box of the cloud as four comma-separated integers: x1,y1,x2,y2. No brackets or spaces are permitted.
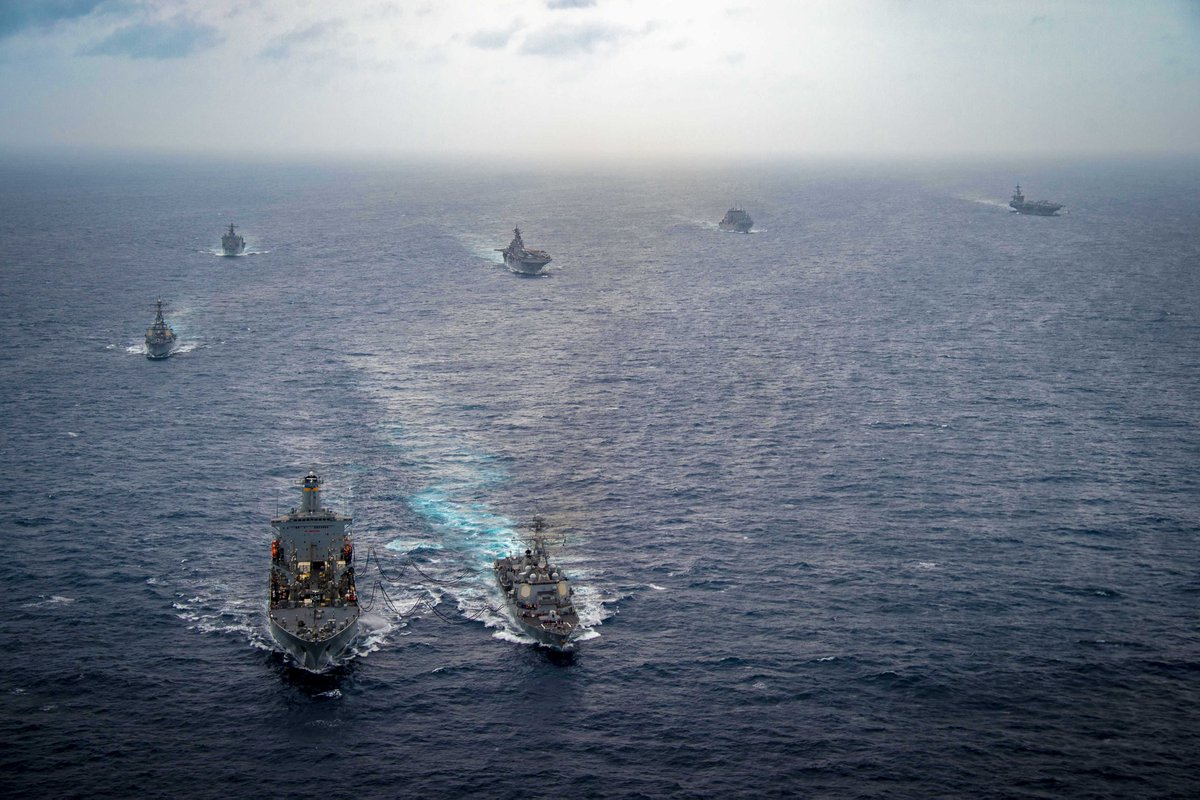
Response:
84,19,221,59
0,0,108,40
546,0,597,9
468,23,521,51
259,20,344,61
519,22,638,57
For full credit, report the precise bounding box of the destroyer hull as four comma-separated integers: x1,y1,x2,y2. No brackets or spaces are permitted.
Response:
268,612,358,670
145,341,175,359
496,585,578,651
719,221,753,233
503,601,576,650
517,618,576,651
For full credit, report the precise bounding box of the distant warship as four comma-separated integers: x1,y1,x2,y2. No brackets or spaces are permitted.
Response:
268,471,359,670
1009,185,1063,216
498,227,552,275
493,516,579,651
221,223,246,255
144,298,177,359
719,207,753,232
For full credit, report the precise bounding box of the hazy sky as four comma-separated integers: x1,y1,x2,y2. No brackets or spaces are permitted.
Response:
1,0,1197,161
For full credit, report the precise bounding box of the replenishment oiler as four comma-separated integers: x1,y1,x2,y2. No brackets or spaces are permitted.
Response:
498,227,552,275
268,471,359,670
144,298,177,359
493,516,579,651
221,223,246,255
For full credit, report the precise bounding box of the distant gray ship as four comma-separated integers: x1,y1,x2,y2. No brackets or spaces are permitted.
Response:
1009,185,1063,216
221,223,246,255
144,298,177,359
268,471,359,670
719,207,753,232
498,227,552,275
493,516,579,651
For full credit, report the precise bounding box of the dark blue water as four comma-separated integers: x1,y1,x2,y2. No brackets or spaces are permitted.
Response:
2,156,1198,798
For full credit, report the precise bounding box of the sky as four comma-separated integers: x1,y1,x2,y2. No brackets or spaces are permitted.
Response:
0,0,1197,162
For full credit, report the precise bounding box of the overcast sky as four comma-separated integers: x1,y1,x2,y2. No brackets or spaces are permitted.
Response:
1,0,1197,162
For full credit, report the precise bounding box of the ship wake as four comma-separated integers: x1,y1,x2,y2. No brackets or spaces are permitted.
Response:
349,354,614,647
958,194,1012,209
206,247,270,257
125,339,201,356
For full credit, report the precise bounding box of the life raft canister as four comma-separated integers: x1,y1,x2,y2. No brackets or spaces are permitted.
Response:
271,540,280,560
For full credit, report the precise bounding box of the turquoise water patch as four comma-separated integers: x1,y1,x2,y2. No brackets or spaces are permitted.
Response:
403,487,516,561
383,538,443,555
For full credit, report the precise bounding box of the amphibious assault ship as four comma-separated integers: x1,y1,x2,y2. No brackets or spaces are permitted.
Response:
498,227,552,275
268,471,359,670
1009,185,1063,216
221,223,246,255
493,516,579,651
144,298,177,359
719,207,753,232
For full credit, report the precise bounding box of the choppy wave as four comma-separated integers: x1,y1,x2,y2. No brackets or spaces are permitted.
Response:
206,248,270,257
124,339,200,356
7,161,1199,799
21,595,76,608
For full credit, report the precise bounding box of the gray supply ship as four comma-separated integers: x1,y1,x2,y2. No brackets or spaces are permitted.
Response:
144,298,177,359
268,471,359,670
719,207,753,232
221,223,246,255
1009,184,1063,216
498,227,552,275
493,516,579,651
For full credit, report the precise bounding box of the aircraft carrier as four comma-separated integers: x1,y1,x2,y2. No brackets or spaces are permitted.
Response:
1009,184,1063,216
498,227,552,275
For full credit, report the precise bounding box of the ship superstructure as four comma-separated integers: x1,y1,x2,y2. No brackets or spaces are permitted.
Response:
498,227,552,275
493,516,579,651
144,298,177,359
719,207,753,232
268,471,359,670
221,223,246,255
1009,185,1063,216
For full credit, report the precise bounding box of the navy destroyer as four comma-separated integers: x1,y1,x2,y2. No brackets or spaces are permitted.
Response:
1009,185,1063,216
719,207,753,232
144,298,177,359
498,227,552,275
268,471,359,670
221,223,246,255
493,516,579,651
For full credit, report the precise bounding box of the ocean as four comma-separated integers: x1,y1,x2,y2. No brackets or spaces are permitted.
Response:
1,155,1197,798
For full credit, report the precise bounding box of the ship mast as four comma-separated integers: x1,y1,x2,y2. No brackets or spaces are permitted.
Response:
527,514,550,558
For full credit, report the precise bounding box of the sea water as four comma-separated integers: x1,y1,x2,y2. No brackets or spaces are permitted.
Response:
1,155,1197,798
